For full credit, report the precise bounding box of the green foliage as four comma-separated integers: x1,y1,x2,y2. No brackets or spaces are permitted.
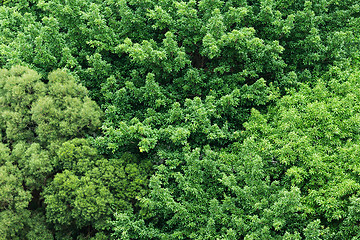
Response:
45,169,113,230
11,142,52,190
239,66,360,238
1,0,358,101
110,65,360,239
0,66,46,142
0,66,101,145
45,138,151,239
32,69,102,144
112,144,307,239
1,0,360,239
0,66,103,239
0,161,38,240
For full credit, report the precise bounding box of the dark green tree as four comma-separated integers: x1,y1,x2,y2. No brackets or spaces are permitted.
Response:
1,0,358,100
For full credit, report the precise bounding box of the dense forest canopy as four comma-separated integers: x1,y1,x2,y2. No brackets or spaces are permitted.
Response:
1,0,360,239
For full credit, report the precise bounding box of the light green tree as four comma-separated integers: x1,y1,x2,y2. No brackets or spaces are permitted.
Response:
44,139,151,239
238,66,360,238
0,66,102,239
110,63,360,238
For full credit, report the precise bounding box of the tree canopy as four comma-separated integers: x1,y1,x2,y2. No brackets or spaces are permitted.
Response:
1,0,360,239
